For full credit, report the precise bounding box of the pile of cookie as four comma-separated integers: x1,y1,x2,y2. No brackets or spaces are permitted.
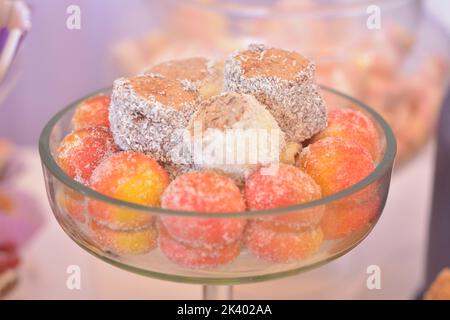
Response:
56,45,381,269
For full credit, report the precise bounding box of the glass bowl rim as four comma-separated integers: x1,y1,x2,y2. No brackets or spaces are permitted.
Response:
169,0,418,19
39,85,396,218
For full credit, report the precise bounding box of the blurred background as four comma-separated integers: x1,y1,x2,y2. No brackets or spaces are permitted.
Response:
0,0,449,299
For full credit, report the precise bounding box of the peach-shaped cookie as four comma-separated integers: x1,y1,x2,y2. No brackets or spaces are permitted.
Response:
89,221,157,255
158,225,240,269
88,151,170,230
72,95,111,130
300,137,378,239
56,126,117,184
245,221,323,263
321,194,381,240
160,171,246,248
245,164,323,229
313,109,381,161
57,188,86,223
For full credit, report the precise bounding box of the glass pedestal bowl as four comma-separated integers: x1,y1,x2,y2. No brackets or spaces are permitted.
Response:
39,87,396,299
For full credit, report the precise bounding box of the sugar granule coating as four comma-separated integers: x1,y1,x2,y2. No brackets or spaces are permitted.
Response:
56,126,118,184
245,164,324,228
300,137,378,239
160,171,246,247
300,137,374,195
223,44,327,142
245,221,323,263
89,220,157,255
72,95,111,130
158,224,240,269
183,92,285,181
313,108,381,161
109,73,200,162
88,151,170,230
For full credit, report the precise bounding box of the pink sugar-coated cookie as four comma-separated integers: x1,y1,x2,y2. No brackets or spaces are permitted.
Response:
158,225,240,269
56,126,118,184
160,171,246,248
245,164,324,229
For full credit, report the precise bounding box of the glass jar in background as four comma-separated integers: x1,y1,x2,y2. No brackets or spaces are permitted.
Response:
0,0,30,107
111,0,450,167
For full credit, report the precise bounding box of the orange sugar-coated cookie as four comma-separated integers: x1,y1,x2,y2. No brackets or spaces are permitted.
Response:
313,108,381,161
88,151,169,230
89,220,157,255
72,95,111,130
300,137,377,239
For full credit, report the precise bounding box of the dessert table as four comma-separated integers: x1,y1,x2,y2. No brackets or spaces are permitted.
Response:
8,141,434,299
